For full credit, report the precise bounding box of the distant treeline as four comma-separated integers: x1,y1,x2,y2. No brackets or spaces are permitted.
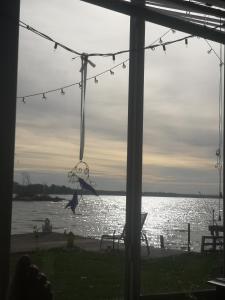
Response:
13,182,217,198
13,182,74,196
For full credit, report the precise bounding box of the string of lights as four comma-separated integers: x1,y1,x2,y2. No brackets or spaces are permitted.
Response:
19,20,224,61
17,22,223,103
17,27,174,102
19,21,81,56
204,39,224,65
17,59,130,102
19,20,193,59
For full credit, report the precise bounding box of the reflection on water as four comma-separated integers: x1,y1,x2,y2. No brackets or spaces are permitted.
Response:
12,196,223,251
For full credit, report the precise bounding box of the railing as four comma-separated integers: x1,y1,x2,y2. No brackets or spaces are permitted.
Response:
201,225,224,253
159,223,191,252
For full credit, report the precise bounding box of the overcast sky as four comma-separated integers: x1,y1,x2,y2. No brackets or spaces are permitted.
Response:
14,0,223,194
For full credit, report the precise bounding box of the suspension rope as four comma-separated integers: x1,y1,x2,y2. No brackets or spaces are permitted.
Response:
216,19,223,221
79,55,95,161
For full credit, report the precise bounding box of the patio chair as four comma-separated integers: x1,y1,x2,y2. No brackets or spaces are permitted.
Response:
100,212,150,255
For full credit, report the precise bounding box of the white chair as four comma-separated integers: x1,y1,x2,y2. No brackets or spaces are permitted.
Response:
100,212,150,255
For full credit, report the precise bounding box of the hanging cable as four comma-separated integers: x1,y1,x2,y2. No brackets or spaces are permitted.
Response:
16,30,200,101
17,36,224,102
205,39,224,65
16,59,129,101
17,22,224,102
16,28,172,100
215,19,223,222
218,42,223,222
19,20,82,56
19,20,194,59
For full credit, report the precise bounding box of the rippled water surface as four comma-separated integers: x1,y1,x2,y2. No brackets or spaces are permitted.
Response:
12,196,223,251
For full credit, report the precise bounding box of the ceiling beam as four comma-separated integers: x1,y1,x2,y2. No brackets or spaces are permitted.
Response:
194,0,225,10
146,0,184,11
147,0,225,19
81,0,225,44
148,6,222,27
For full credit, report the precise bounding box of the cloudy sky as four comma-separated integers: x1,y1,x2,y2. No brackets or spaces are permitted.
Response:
14,0,223,194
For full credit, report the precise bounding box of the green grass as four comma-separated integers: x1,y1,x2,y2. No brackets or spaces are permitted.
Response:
141,253,223,295
10,249,223,300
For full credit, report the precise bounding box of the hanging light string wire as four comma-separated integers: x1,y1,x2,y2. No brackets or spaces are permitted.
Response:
18,59,130,101
204,39,224,65
19,20,81,56
216,28,223,221
19,20,192,58
17,22,224,102
17,30,195,101
19,20,223,59
17,28,173,101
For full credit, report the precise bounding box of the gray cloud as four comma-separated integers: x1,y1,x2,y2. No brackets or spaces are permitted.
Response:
15,0,222,194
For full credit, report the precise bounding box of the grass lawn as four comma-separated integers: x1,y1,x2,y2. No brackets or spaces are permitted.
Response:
10,249,223,300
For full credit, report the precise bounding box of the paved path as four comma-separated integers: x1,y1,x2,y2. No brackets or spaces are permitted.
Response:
11,232,183,258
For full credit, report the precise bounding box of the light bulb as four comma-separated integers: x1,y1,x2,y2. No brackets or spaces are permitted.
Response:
94,77,98,83
122,63,126,69
42,93,46,100
61,88,65,95
110,70,114,75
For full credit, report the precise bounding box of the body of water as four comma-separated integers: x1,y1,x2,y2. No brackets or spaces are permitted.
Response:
12,195,223,252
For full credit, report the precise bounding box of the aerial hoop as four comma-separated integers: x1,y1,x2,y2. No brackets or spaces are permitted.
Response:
68,160,90,184
66,161,98,214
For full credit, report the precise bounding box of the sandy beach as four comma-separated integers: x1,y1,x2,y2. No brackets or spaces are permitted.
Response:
10,232,183,258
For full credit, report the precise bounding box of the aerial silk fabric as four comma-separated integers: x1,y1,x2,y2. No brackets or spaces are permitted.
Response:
79,55,88,161
65,191,79,214
78,177,98,196
79,54,95,161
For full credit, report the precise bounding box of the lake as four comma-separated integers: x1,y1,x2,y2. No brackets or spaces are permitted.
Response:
12,195,223,251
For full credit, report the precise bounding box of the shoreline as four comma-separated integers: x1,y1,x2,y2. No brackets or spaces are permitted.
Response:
10,232,184,258
12,192,219,201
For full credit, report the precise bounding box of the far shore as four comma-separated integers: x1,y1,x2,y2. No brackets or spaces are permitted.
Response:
12,191,218,201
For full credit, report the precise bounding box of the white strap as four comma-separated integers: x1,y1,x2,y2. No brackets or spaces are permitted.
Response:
79,55,96,161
